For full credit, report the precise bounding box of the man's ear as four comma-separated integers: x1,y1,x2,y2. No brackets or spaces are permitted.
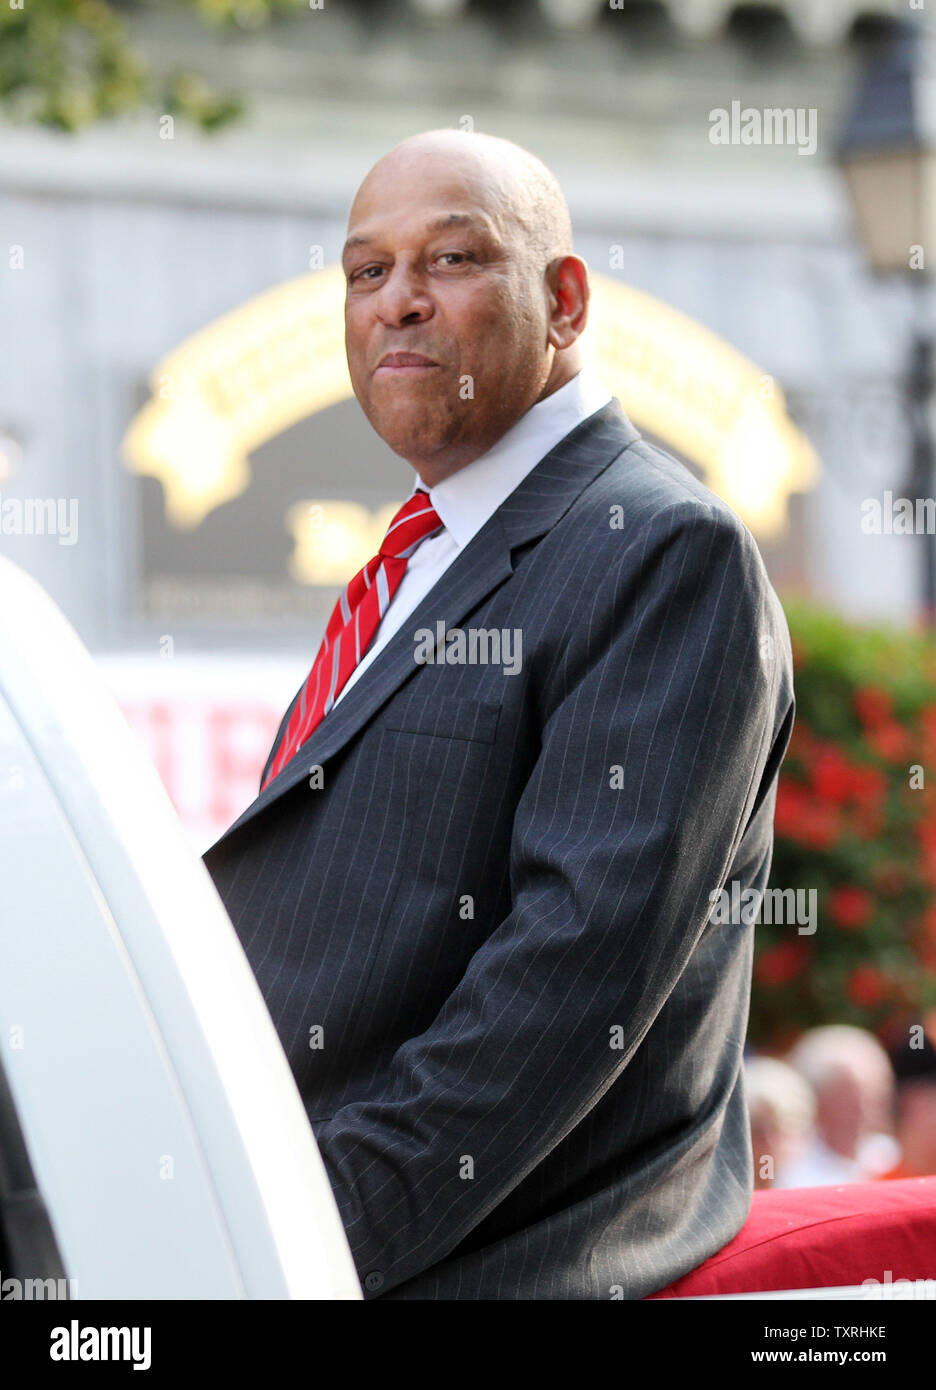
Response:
545,255,589,351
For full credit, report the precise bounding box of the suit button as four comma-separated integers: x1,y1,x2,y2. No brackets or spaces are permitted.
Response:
364,1271,384,1292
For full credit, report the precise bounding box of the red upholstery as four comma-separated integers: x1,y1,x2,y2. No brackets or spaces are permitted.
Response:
647,1178,936,1297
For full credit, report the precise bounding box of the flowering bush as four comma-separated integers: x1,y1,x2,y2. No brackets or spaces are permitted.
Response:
749,601,936,1049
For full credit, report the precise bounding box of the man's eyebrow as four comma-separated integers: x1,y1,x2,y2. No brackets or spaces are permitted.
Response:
424,213,490,235
341,213,494,262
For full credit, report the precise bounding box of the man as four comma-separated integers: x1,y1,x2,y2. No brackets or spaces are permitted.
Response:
204,129,795,1300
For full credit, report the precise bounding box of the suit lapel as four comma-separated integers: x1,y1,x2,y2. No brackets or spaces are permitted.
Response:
208,398,639,848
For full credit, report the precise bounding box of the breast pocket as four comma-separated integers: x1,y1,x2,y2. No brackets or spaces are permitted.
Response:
378,693,503,867
383,693,501,745
360,694,507,1011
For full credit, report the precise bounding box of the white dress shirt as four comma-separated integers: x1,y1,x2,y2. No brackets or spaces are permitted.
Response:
333,368,613,704
775,1132,901,1189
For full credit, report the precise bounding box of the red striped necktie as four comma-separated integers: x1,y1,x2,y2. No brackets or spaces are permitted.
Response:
261,488,443,790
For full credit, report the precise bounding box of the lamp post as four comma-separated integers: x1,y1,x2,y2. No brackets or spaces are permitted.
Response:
837,20,936,625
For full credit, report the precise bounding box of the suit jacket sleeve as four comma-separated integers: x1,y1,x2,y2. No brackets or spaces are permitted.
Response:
313,498,792,1296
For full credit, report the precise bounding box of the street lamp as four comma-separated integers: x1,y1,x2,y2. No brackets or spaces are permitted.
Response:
837,19,936,623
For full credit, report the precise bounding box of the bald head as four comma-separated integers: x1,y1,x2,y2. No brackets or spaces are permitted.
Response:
351,129,574,273
342,128,589,484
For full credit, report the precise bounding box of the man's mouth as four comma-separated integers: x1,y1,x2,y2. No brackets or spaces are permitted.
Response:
375,352,440,375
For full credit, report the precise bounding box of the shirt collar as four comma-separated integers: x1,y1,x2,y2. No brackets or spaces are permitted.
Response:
410,368,613,551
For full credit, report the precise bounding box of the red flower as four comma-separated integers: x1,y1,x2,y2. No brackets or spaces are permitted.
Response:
829,885,873,929
774,779,809,835
806,746,888,830
776,778,846,848
811,747,857,805
850,764,887,807
854,687,894,730
755,941,810,987
846,965,890,1008
799,801,845,850
867,722,912,762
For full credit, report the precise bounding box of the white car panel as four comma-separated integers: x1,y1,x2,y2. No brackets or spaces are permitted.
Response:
0,556,361,1300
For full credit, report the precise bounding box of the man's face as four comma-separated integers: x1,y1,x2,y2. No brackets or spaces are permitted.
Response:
342,154,552,480
817,1059,892,1156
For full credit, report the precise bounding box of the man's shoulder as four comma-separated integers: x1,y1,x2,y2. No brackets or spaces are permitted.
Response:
556,426,791,659
568,427,756,556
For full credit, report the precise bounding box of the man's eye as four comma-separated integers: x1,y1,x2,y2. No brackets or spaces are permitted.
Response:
438,252,470,267
351,265,385,282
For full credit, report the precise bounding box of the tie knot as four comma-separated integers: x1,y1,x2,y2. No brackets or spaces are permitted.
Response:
380,488,443,559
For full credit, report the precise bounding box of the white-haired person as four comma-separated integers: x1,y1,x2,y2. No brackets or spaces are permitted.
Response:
776,1025,899,1187
745,1055,816,1189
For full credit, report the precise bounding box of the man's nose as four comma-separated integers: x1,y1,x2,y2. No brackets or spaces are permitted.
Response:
375,265,433,327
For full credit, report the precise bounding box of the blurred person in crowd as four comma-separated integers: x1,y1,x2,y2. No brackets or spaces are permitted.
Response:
745,1055,816,1189
879,1031,936,1180
777,1024,898,1187
204,128,795,1300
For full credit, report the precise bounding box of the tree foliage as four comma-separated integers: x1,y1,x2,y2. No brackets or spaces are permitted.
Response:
751,601,936,1048
0,0,304,131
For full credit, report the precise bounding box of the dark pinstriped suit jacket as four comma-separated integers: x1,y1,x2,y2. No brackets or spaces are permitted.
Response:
203,398,795,1300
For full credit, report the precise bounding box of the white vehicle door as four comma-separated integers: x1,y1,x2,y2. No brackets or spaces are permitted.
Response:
0,555,361,1300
